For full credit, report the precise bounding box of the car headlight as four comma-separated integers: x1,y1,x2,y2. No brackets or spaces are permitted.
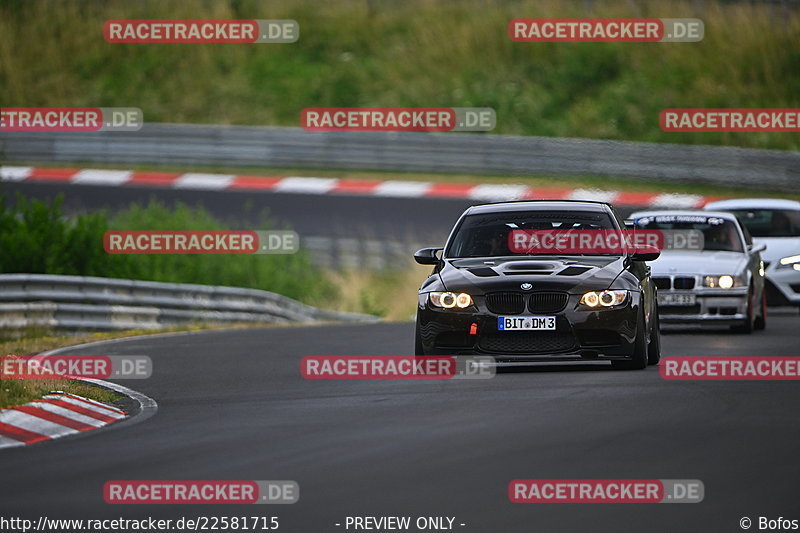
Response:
703,275,742,288
580,290,629,309
429,292,473,309
777,254,800,270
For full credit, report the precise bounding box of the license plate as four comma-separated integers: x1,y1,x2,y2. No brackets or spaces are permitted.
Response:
497,316,556,331
658,293,696,306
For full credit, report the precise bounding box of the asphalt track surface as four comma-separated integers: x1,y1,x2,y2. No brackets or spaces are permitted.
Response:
2,315,800,533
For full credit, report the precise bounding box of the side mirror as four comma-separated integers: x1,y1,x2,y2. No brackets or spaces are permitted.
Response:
414,247,443,265
632,251,660,262
749,243,767,253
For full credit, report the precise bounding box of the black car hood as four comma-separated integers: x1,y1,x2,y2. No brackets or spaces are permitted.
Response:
436,255,626,294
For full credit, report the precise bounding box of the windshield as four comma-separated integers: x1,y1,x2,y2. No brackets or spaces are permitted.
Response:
445,210,617,258
634,215,744,253
725,209,800,237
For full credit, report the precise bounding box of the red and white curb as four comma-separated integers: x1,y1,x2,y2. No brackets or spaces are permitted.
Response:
0,392,126,449
0,339,159,450
0,166,723,208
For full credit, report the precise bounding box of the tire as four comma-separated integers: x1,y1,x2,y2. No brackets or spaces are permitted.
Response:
612,307,648,370
754,289,767,331
414,317,425,355
731,289,755,334
647,309,661,365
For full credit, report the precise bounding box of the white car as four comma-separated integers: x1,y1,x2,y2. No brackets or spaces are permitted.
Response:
704,198,800,309
629,210,767,333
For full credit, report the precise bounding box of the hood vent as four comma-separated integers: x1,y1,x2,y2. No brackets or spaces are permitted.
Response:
467,267,499,277
557,266,592,276
506,262,556,271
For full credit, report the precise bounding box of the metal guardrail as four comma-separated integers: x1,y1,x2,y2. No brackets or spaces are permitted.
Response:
303,236,425,270
1,124,798,191
0,274,378,331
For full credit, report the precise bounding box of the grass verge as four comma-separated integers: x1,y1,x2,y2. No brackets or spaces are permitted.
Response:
326,264,432,322
1,0,798,151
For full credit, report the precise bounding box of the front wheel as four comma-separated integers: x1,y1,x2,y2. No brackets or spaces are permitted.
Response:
647,309,661,365
731,289,755,334
754,289,767,331
612,307,648,370
414,317,425,355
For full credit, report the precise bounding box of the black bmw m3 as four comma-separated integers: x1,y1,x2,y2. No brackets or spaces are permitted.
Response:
414,200,661,370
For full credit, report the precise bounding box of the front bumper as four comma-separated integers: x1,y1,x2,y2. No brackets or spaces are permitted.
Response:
765,264,800,306
657,288,749,324
417,292,644,360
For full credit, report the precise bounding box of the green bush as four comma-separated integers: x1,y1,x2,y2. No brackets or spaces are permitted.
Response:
0,194,337,304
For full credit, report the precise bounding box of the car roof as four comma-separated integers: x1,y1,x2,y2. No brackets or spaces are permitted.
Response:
704,198,800,210
628,210,741,222
465,200,612,215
